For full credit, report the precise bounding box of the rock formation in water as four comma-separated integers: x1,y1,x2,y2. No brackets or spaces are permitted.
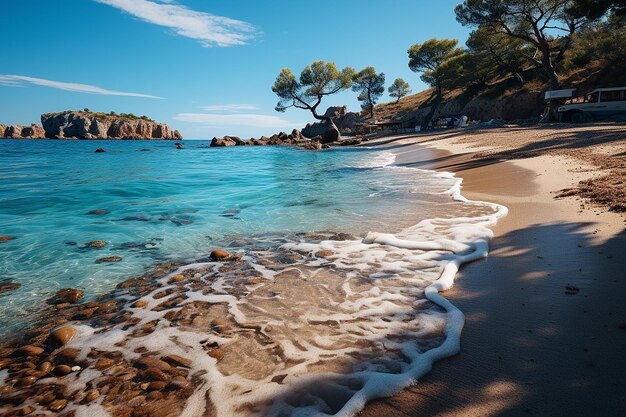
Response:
209,129,326,148
40,111,182,140
0,124,46,138
301,106,362,138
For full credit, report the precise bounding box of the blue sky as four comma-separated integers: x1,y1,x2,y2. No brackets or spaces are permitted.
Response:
1,0,470,138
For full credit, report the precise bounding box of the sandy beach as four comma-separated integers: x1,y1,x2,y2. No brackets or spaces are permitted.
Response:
360,123,626,416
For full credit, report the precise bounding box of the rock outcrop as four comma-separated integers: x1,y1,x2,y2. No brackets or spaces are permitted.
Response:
383,91,544,128
209,129,324,149
301,106,362,138
40,111,182,140
0,124,45,138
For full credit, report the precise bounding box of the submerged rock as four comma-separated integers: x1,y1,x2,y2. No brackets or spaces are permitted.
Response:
96,256,122,263
0,281,20,294
121,215,150,222
219,209,240,217
328,233,355,241
86,240,108,248
88,209,109,215
47,288,84,305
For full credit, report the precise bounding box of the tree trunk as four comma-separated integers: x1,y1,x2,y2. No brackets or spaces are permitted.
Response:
546,66,560,90
310,107,340,142
421,84,442,130
311,108,329,122
538,42,560,90
543,57,561,90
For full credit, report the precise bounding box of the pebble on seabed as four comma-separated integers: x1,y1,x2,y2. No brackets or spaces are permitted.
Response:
86,240,108,248
96,256,122,263
47,288,84,305
209,249,229,261
46,326,78,349
0,281,20,293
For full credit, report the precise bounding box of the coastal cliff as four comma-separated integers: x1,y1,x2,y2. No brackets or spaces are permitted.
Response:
40,111,182,140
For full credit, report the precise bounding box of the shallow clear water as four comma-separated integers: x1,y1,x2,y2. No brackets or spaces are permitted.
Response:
0,139,456,335
0,139,508,417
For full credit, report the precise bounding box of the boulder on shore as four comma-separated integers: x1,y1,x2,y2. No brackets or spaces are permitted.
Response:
301,106,362,137
321,126,340,144
40,111,182,140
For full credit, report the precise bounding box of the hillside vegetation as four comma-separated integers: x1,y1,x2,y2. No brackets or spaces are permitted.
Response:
51,109,155,122
371,4,626,125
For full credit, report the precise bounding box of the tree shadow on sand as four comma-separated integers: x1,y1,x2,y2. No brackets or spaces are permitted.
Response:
354,222,626,417
251,222,626,416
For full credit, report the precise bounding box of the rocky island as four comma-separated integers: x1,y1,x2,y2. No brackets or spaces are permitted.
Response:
0,110,182,140
41,110,182,140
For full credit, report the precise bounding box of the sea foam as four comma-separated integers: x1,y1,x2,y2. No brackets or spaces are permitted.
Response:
42,157,507,417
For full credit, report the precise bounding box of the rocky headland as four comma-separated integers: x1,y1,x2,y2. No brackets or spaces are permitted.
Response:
41,111,182,140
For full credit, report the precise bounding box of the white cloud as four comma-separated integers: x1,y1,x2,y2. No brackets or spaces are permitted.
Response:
0,75,161,98
201,104,258,112
95,0,257,47
173,113,300,129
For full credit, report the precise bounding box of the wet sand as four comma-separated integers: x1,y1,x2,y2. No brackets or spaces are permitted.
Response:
360,128,626,416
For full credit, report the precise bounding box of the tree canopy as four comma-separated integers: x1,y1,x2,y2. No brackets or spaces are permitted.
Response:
455,0,590,89
568,0,626,18
272,61,355,122
352,67,385,119
466,26,528,85
388,78,411,103
408,38,463,128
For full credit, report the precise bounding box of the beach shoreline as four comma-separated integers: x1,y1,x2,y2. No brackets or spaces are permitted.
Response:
359,125,626,416
0,124,624,416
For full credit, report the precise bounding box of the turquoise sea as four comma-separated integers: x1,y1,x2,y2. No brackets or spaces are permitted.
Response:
0,139,456,336
0,139,510,417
